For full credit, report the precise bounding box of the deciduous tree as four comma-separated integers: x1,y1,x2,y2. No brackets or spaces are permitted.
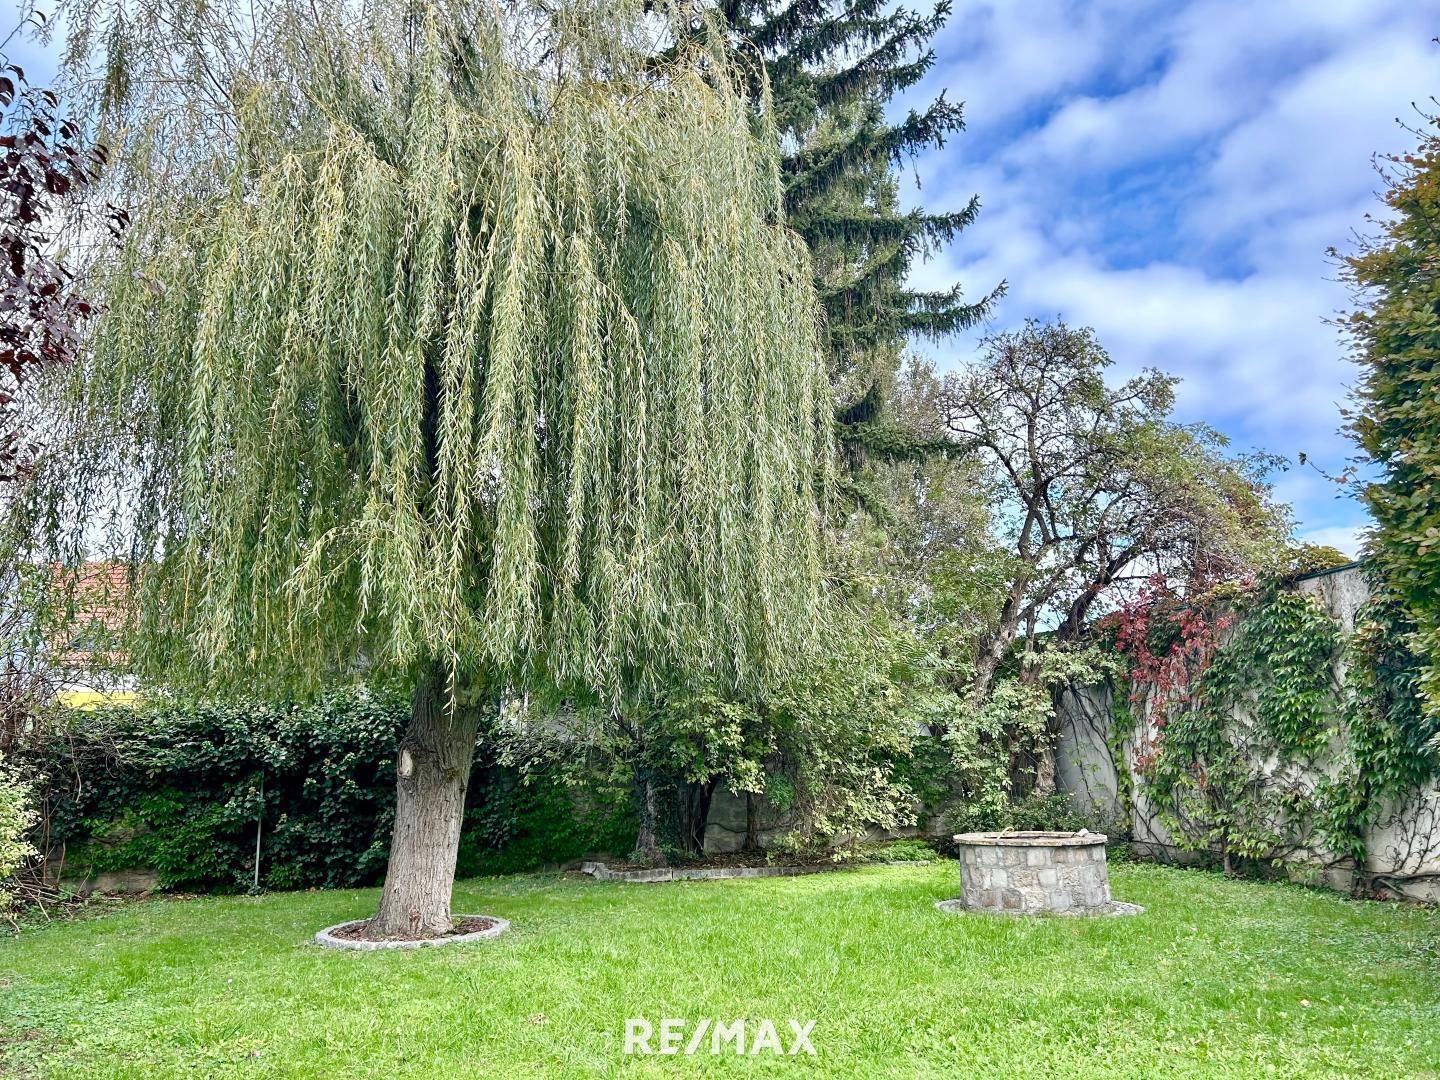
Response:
938,321,1289,703
22,0,832,936
1,49,120,753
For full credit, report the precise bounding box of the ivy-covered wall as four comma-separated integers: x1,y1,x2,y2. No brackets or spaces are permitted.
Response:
22,693,637,894
1055,564,1440,901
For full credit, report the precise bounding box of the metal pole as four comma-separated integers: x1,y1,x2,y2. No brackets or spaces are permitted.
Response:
253,774,263,892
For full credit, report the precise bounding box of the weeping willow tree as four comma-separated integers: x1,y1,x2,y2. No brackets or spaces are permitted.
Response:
22,0,833,936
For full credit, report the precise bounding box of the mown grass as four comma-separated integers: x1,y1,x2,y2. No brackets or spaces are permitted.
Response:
2,861,1438,1078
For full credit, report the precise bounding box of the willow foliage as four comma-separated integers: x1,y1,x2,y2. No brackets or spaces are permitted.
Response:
27,0,833,705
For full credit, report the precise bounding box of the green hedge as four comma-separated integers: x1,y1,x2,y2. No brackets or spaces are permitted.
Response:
457,771,637,879
25,692,636,892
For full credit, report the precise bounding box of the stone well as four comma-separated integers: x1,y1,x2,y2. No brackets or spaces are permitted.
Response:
947,830,1135,916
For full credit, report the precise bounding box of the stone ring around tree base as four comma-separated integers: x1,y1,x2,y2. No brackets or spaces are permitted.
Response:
314,916,511,950
934,898,1144,917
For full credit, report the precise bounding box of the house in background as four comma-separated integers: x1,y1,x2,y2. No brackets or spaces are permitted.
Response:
49,562,140,710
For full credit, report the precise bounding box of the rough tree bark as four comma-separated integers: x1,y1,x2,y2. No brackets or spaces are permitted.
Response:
1033,743,1058,796
632,774,669,867
744,791,760,852
680,778,716,856
969,585,1026,707
368,669,481,938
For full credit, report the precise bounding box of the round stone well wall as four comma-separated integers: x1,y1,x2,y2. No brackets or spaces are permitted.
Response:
953,830,1112,915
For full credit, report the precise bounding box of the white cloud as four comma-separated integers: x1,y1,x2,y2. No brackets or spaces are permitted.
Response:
924,0,1164,138
901,0,1437,543
1193,28,1435,272
970,0,1417,174
1298,525,1368,560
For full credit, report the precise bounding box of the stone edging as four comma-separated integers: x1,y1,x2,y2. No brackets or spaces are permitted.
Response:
314,915,511,950
581,861,815,883
934,898,1144,918
581,859,939,883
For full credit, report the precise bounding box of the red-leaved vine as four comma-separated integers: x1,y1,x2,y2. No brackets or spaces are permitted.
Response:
1104,574,1244,773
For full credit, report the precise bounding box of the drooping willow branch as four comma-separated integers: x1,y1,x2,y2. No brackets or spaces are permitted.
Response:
21,0,835,707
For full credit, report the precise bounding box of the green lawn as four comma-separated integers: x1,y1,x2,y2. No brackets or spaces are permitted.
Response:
2,862,1437,1078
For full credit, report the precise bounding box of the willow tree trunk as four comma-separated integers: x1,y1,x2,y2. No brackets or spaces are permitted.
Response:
369,670,481,938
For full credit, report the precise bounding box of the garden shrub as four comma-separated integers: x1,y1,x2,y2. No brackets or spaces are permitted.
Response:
946,791,1087,836
867,838,937,862
23,692,637,893
456,769,636,877
0,754,38,912
29,691,407,891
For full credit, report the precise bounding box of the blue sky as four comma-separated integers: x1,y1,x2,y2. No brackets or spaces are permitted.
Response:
6,3,1435,554
899,0,1438,556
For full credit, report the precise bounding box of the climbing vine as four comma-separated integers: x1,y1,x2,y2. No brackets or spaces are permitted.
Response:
1131,588,1341,873
1341,111,1440,720
1116,573,1440,889
1318,591,1440,885
1112,575,1234,733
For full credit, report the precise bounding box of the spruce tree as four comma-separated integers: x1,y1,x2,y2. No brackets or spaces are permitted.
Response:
718,1,1002,470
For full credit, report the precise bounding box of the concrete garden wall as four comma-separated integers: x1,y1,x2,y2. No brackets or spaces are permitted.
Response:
1054,564,1440,902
